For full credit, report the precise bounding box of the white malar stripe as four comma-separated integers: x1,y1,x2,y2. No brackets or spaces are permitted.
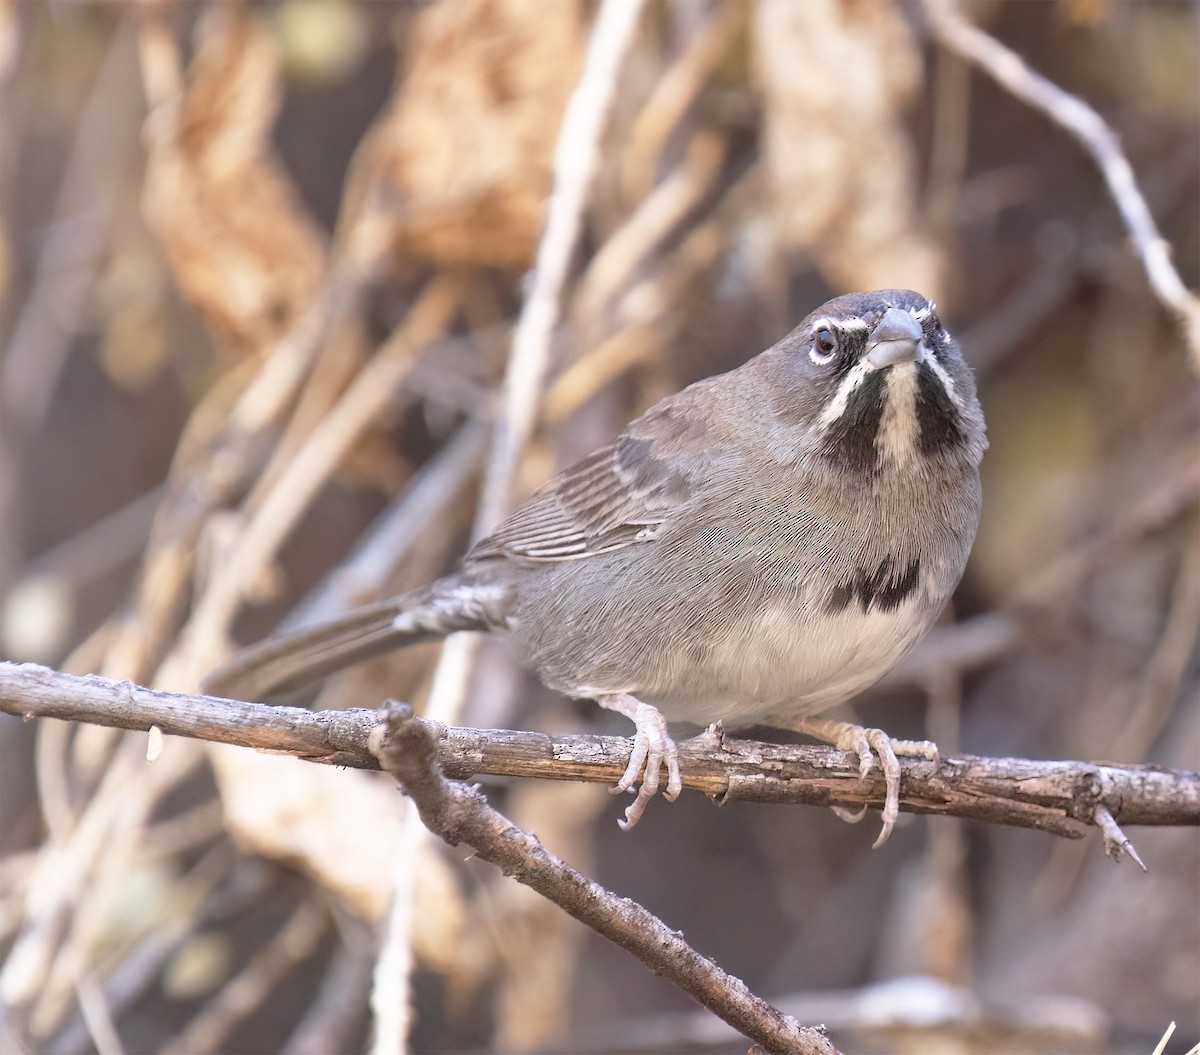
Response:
877,362,920,465
922,352,964,411
817,359,873,428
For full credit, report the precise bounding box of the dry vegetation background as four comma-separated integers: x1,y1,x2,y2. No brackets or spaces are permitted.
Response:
1,0,1198,1053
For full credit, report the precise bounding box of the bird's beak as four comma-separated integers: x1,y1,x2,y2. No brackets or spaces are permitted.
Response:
866,308,924,369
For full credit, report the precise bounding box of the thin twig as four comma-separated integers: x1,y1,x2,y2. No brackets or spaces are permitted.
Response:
544,161,760,424
43,844,240,1055
476,0,649,536
1009,444,1199,609
1091,804,1147,872
0,719,200,1035
924,0,1200,369
72,977,124,1055
9,486,163,592
882,611,1021,687
1,20,144,435
620,0,742,202
283,920,374,1055
574,128,728,332
562,974,1108,1054
1115,542,1200,759
369,805,421,1055
424,0,651,720
285,423,488,630
369,701,840,1055
162,276,465,690
29,739,205,1039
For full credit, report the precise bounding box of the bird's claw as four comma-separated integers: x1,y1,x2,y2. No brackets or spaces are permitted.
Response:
600,694,681,830
794,718,939,847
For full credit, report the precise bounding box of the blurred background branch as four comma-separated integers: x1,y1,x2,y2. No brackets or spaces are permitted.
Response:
925,0,1200,370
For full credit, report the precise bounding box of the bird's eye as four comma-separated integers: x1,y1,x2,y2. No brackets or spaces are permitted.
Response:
810,326,839,366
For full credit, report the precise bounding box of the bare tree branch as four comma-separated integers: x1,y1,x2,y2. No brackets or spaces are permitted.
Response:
924,0,1200,369
3,663,1196,843
3,659,1194,1049
367,699,840,1055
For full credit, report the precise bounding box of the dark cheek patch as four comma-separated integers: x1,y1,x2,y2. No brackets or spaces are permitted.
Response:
820,369,885,474
916,363,966,457
826,556,921,614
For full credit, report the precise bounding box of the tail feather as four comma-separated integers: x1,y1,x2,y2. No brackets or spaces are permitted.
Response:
203,575,502,701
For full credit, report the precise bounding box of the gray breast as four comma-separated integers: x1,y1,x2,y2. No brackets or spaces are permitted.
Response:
506,461,979,724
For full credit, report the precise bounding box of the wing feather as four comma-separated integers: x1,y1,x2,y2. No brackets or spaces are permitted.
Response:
469,417,704,564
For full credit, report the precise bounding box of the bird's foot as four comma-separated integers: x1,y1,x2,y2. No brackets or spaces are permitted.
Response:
794,717,939,848
597,693,682,830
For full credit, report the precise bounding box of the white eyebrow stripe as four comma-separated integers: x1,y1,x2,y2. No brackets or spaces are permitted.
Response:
826,317,869,332
817,359,873,428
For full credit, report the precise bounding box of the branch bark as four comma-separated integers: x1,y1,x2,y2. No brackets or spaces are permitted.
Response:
3,663,1197,842
369,699,839,1055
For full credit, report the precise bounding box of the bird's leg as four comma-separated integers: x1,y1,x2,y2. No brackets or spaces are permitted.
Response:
596,693,682,830
792,717,939,848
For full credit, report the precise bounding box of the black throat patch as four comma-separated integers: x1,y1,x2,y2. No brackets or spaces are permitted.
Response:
825,556,921,613
820,369,886,474
915,362,966,457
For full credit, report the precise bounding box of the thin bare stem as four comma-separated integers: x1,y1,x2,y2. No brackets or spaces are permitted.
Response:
1092,804,1148,872
925,0,1200,368
163,276,464,690
424,0,652,728
476,0,649,536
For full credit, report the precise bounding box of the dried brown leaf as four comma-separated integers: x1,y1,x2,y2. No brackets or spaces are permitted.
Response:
209,746,469,975
753,0,944,296
342,0,584,271
142,6,326,357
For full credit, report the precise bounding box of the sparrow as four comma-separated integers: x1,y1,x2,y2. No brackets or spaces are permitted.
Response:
206,289,987,847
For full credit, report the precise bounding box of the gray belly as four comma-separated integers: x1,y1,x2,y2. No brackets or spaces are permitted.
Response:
634,593,939,725
501,466,979,725
506,536,956,726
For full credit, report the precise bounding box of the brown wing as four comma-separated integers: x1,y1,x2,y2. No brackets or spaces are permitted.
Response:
470,396,713,563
